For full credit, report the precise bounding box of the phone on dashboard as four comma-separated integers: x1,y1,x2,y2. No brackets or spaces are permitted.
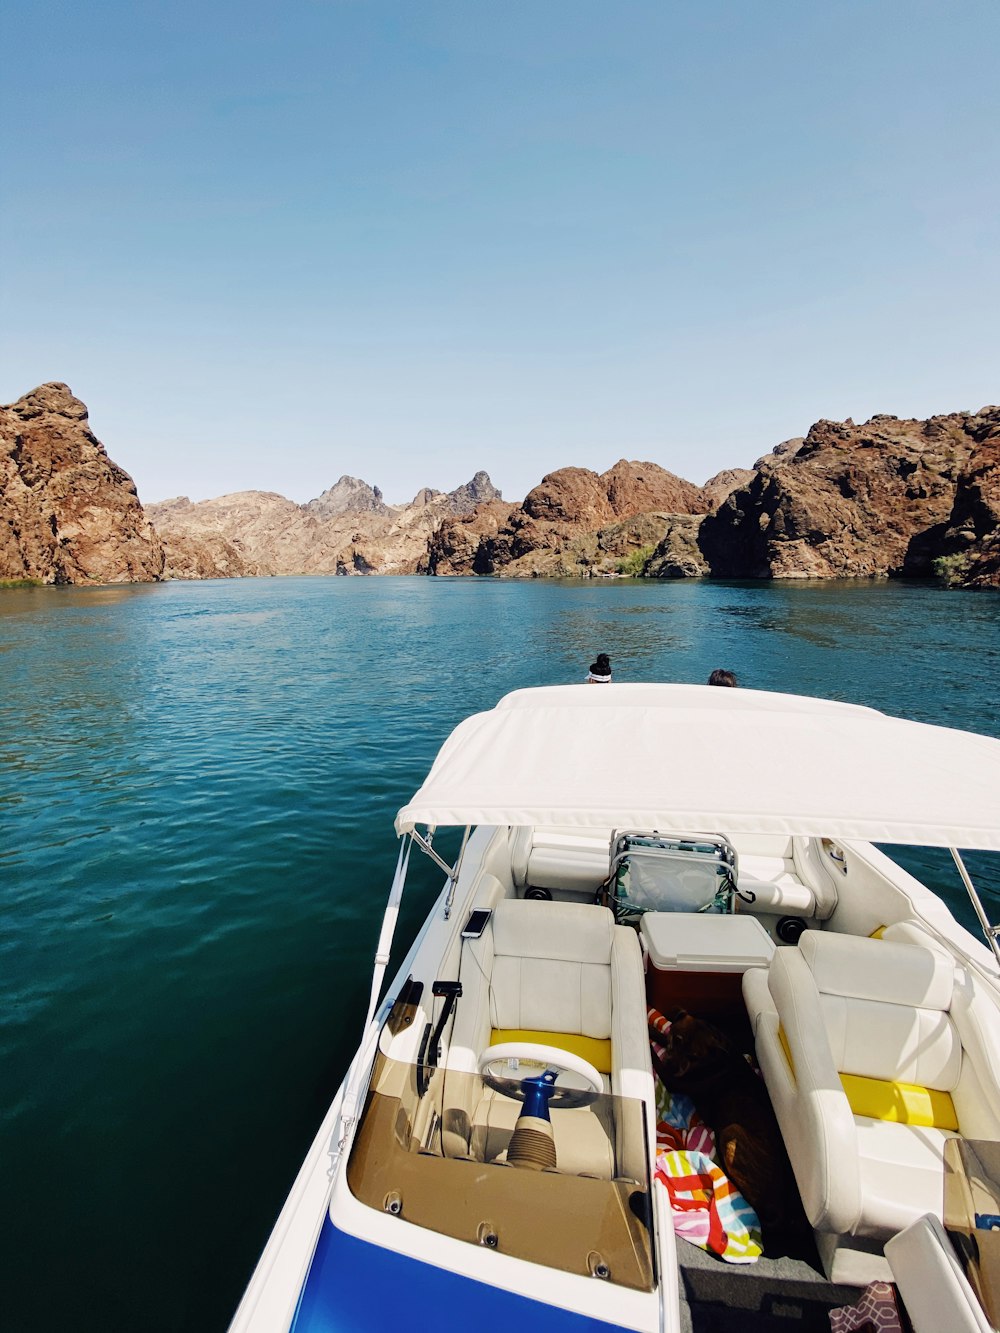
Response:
461,909,492,938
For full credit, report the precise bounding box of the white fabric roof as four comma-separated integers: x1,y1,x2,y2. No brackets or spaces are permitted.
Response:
395,685,1000,850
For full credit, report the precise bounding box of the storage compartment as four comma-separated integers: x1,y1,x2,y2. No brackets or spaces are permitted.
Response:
640,912,775,1023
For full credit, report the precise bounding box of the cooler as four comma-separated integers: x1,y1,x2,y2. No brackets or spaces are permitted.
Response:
640,912,776,1019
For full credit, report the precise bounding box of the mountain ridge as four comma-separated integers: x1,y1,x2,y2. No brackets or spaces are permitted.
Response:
2,382,997,589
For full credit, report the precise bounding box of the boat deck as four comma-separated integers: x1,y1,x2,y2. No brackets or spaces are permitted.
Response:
677,1242,862,1332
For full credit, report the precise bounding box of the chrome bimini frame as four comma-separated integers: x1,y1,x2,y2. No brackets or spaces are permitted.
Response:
329,825,472,1174
951,848,1000,969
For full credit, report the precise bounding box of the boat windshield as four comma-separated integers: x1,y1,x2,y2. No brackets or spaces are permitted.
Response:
346,1053,655,1291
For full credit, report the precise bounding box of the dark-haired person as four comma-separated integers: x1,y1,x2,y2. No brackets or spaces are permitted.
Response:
707,668,738,687
587,653,612,683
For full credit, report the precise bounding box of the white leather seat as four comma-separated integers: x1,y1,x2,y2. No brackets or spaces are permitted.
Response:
509,825,612,896
744,930,1000,1279
445,898,653,1181
735,836,839,919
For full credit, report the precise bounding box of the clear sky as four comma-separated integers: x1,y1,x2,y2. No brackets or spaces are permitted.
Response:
2,1,998,506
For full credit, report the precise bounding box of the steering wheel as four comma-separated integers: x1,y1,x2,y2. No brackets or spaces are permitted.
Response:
477,1043,604,1110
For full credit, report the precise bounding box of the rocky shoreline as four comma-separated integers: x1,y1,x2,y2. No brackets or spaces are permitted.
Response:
2,382,997,589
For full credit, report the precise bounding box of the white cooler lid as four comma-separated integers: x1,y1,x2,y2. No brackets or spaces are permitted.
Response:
640,912,776,972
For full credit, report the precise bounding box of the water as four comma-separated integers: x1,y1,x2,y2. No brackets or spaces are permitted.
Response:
1,575,998,1332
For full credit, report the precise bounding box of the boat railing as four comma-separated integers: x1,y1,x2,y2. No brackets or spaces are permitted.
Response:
951,848,1000,971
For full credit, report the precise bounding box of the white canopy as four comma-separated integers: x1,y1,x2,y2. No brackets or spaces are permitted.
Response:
395,685,1000,850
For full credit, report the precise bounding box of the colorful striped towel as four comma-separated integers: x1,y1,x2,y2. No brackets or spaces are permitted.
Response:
648,1006,763,1264
654,1149,764,1263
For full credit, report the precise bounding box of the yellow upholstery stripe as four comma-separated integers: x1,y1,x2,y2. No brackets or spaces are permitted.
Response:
490,1029,613,1074
777,1024,796,1078
776,1027,956,1127
840,1072,959,1129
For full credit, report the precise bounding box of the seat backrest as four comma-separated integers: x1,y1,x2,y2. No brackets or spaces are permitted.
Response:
790,837,841,919
800,932,961,1090
490,899,614,1037
510,825,612,895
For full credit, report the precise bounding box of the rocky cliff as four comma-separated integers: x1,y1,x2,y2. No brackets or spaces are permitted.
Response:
6,382,997,590
0,383,164,585
699,409,999,580
918,427,1000,588
427,460,711,576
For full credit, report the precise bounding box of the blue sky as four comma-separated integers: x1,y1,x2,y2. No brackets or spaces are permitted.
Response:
2,0,998,505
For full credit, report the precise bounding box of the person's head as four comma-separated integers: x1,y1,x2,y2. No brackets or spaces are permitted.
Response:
588,653,612,683
707,668,738,688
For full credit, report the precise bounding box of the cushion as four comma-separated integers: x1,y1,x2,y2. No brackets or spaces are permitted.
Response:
492,899,614,964
819,992,962,1089
801,931,954,1011
853,1118,958,1237
490,956,612,1037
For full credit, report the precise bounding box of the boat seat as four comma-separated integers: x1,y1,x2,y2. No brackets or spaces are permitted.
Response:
510,825,612,896
736,837,838,920
444,898,653,1181
737,854,813,913
744,931,1000,1281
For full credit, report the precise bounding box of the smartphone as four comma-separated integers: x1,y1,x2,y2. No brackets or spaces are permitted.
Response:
461,909,492,938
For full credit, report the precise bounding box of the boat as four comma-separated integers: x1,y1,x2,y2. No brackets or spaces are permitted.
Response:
228,683,1000,1333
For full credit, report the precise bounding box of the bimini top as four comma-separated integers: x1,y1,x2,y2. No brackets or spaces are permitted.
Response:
395,684,1000,850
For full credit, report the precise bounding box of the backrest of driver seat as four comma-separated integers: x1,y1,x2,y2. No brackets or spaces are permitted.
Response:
489,900,615,1039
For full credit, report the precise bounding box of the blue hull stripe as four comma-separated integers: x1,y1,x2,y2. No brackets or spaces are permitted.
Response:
290,1216,630,1332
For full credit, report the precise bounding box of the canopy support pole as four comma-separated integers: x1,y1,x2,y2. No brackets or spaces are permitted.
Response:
410,824,472,919
329,835,412,1175
410,827,453,878
950,848,1000,969
443,825,471,919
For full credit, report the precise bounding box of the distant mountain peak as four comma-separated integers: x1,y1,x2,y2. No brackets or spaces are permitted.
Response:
305,475,389,519
410,487,443,508
447,470,501,514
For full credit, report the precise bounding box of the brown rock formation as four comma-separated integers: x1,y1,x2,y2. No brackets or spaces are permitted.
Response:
700,468,756,510
447,469,502,514
498,512,680,579
921,415,1000,588
699,412,990,580
645,515,711,578
146,494,289,579
422,499,515,575
11,382,994,591
304,475,390,519
0,383,164,585
151,472,504,579
430,460,707,577
753,437,805,469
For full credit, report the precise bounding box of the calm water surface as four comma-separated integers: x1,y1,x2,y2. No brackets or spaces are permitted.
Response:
2,576,999,1332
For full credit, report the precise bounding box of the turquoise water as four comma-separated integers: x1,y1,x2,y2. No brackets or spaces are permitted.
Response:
2,575,999,1332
